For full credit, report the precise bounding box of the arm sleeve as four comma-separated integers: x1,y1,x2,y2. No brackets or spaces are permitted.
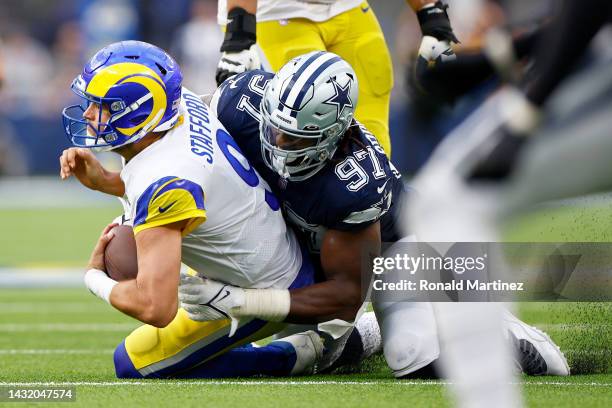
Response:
133,176,206,236
323,187,390,232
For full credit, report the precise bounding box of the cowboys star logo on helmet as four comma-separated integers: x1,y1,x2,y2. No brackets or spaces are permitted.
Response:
323,77,353,120
62,41,182,151
259,51,359,181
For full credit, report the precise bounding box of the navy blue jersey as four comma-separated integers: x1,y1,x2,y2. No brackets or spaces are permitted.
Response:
211,70,405,254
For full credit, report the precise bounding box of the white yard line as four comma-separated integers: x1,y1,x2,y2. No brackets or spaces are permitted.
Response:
0,381,609,387
0,303,107,313
0,349,114,355
533,323,612,330
0,269,84,288
0,322,608,332
2,348,608,357
0,323,137,332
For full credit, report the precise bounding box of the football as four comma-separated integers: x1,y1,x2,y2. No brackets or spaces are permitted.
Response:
104,225,138,281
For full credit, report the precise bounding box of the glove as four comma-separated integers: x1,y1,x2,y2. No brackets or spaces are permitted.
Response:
179,273,245,336
179,272,292,336
416,1,459,44
468,88,541,181
416,35,456,71
215,7,259,86
412,35,456,101
215,45,261,86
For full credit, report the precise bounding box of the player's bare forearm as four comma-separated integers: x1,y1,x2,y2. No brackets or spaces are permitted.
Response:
227,0,257,14
109,279,177,327
98,169,125,197
287,279,362,323
407,0,436,12
285,223,381,324
59,147,125,196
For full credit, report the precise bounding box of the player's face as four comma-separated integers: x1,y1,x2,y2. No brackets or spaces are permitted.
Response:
265,126,316,151
83,102,111,137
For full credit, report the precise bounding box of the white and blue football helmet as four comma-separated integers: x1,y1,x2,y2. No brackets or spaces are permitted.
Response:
260,51,358,181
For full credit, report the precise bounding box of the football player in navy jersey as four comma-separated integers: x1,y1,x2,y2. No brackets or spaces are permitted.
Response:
180,51,440,377
209,52,404,321
180,51,569,378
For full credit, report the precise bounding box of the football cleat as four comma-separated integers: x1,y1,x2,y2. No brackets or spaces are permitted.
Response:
318,311,382,373
503,310,570,376
277,331,324,376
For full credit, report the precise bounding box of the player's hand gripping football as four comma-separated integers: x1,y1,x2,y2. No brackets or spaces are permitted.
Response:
87,223,118,271
179,273,246,336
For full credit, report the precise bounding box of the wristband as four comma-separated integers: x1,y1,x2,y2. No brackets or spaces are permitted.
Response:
234,288,290,322
221,7,257,52
84,268,118,304
417,1,459,43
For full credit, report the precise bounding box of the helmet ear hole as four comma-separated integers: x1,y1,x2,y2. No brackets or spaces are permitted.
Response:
129,113,149,125
155,63,167,76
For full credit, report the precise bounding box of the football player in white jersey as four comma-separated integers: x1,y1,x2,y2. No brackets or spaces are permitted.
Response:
214,0,460,156
60,40,329,378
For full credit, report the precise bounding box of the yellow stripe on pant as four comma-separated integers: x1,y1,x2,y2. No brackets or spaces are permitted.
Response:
256,1,393,157
124,308,284,377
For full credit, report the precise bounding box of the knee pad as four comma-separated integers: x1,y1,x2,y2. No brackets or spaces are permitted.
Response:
383,330,439,377
347,33,393,155
114,341,143,379
351,33,393,98
374,302,440,377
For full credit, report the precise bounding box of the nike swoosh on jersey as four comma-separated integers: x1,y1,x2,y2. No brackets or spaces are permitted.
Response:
377,180,389,194
158,201,177,213
361,6,370,12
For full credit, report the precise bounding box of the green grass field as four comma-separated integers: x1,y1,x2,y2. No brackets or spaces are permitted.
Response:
0,197,611,406
0,206,122,267
0,289,609,407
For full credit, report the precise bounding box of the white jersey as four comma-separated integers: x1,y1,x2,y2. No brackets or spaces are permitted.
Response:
217,0,363,25
120,87,302,289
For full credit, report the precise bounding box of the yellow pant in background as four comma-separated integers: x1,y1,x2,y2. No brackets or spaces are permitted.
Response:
256,1,393,157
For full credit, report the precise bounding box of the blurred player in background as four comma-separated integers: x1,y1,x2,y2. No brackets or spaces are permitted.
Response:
408,0,612,406
0,45,4,90
214,0,460,156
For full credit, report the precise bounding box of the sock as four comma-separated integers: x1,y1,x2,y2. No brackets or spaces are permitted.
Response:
175,341,297,378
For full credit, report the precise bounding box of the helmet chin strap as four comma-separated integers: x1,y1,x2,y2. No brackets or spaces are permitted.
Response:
272,155,291,179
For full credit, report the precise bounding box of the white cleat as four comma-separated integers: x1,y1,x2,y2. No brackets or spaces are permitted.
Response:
503,310,570,376
355,311,383,358
318,311,382,373
279,330,324,376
